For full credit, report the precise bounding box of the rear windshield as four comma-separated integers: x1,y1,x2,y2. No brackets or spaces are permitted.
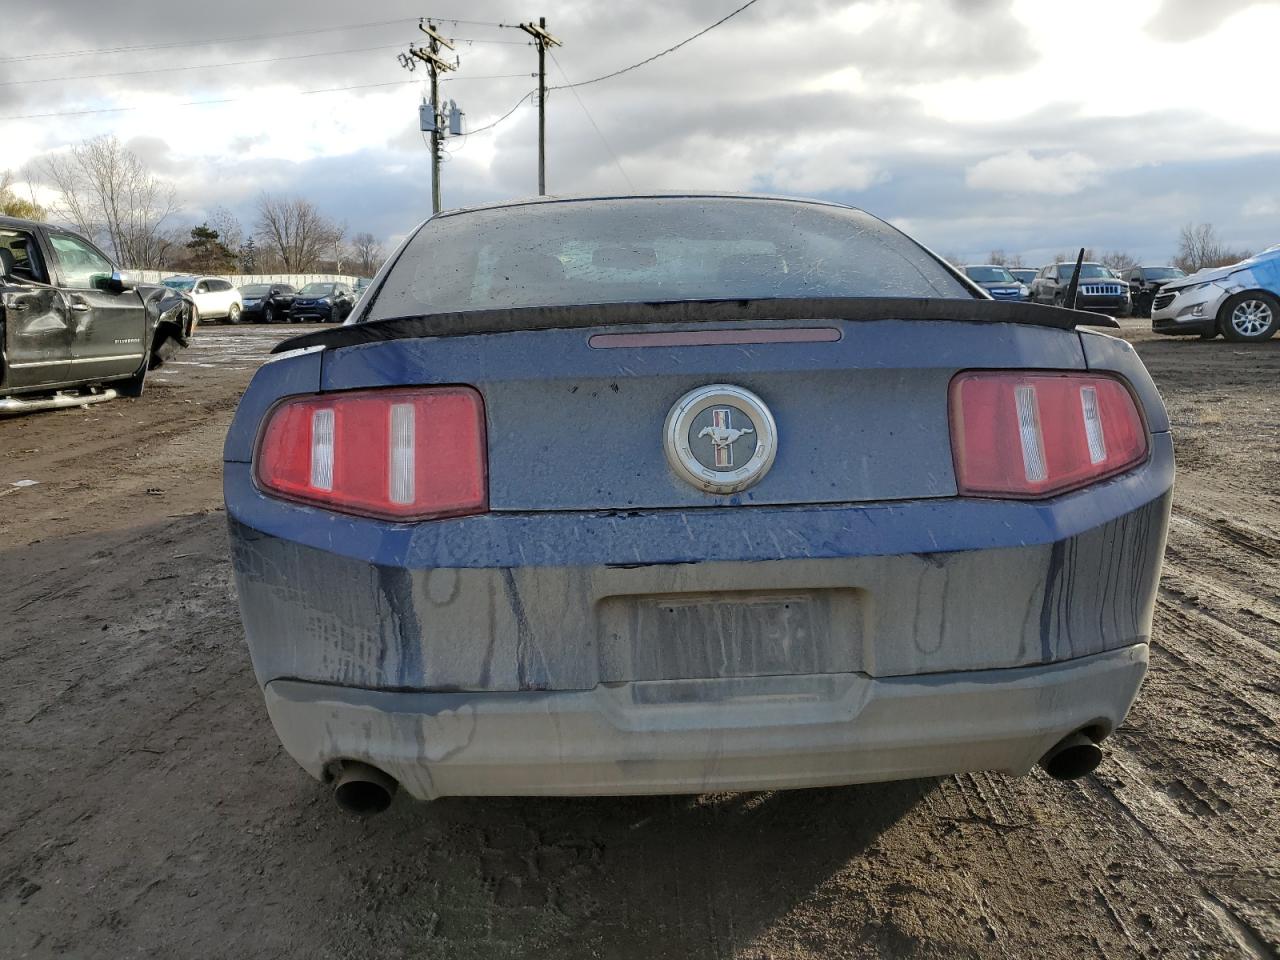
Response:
1143,267,1184,279
162,277,196,291
367,197,971,321
965,266,1016,283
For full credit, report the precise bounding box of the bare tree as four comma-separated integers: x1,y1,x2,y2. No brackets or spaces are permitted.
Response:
255,193,341,272
1099,250,1137,274
41,136,178,268
351,232,385,276
1173,223,1251,274
209,206,244,259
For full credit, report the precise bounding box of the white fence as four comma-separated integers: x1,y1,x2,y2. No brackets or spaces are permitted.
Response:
129,270,365,287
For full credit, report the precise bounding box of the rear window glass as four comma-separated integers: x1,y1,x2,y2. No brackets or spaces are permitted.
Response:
367,197,971,321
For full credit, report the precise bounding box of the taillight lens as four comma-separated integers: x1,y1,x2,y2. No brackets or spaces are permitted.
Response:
950,372,1147,499
254,387,487,521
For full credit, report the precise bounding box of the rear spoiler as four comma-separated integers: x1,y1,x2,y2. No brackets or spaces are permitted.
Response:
271,296,1118,354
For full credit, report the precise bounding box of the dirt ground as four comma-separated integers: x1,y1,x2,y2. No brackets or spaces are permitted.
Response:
2,321,1277,959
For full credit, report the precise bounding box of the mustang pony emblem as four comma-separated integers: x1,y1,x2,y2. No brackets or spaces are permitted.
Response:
697,408,754,468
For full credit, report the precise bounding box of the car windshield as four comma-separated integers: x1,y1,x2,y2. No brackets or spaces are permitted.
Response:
368,197,972,321
1143,267,1184,279
162,277,196,291
240,284,272,296
965,266,1016,283
298,283,335,296
1061,264,1111,279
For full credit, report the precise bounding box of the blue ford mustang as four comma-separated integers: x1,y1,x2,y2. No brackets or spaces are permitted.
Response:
224,195,1172,814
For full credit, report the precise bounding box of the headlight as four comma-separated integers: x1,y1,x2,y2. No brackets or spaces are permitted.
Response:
1019,284,1029,296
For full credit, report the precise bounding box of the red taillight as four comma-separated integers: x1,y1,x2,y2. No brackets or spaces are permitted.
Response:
254,387,487,521
950,372,1147,498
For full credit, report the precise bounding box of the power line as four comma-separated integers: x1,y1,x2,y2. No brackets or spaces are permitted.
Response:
550,0,762,90
548,50,634,190
459,90,537,135
0,77,424,122
0,18,417,64
0,16,516,64
442,73,538,82
3,37,529,87
0,43,407,87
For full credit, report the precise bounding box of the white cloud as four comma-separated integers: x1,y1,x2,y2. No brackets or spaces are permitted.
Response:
964,150,1100,194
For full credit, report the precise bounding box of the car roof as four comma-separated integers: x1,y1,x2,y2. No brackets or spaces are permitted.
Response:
963,264,1008,269
432,191,858,222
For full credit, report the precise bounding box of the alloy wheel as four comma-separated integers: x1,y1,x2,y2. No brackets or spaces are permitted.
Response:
1231,299,1273,337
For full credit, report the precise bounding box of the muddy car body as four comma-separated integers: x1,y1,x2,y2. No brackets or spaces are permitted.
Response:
1,216,194,414
224,195,1172,811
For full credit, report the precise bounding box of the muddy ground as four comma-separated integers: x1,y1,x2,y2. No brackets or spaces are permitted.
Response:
1,322,1277,959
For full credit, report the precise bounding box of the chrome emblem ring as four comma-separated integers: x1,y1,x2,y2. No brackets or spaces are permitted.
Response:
664,384,777,494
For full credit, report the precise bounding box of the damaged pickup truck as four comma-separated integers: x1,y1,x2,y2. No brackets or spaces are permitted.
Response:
225,194,1172,814
1,216,195,415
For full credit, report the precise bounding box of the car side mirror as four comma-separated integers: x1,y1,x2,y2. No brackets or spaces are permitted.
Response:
94,270,137,293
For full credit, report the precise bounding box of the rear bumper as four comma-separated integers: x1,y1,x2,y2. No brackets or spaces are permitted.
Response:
264,643,1149,799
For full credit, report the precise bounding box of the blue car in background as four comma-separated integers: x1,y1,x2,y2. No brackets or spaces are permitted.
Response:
224,195,1172,814
1151,244,1280,341
963,264,1030,301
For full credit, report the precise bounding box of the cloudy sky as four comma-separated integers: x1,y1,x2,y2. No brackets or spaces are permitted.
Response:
3,0,1278,264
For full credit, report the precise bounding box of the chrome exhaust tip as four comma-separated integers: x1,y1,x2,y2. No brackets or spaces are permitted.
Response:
332,760,398,815
1038,731,1104,781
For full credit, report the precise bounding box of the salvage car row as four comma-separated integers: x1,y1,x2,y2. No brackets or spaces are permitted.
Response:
158,275,364,324
962,247,1280,341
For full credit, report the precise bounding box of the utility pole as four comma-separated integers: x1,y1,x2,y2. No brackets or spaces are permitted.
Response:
519,17,560,196
398,21,456,214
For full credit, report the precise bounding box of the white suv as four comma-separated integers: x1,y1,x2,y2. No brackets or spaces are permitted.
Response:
161,275,243,323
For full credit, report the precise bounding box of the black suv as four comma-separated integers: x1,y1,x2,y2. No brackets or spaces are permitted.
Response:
1125,266,1186,318
1029,262,1131,315
289,282,355,323
238,282,296,323
1,216,193,413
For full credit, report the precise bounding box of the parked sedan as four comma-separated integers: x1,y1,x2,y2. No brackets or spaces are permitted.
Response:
1151,245,1280,341
962,264,1029,300
1125,266,1185,318
162,274,243,323
2,216,193,414
289,282,355,323
238,283,295,323
225,194,1171,814
1029,262,1131,315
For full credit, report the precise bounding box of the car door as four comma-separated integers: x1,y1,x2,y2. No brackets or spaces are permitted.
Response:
46,230,146,380
1,225,73,390
192,279,215,316
212,278,236,315
334,284,353,320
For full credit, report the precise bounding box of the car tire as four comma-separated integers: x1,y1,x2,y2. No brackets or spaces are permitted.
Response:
227,303,242,325
189,304,200,328
265,303,276,324
1219,292,1280,342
